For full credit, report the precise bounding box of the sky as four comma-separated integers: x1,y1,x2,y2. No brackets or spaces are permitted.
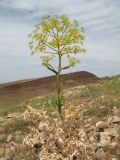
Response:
0,0,120,83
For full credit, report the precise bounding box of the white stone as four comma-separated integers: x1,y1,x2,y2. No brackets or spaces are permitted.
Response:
96,148,106,160
112,116,120,123
6,135,13,142
100,132,111,146
96,121,107,131
0,147,5,156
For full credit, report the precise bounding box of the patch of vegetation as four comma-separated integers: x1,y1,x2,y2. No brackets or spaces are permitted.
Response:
0,134,8,143
0,104,27,117
21,96,52,109
80,85,102,97
0,95,53,117
100,100,120,109
103,77,120,94
83,99,120,117
67,76,120,100
0,95,56,117
45,95,64,111
3,118,28,134
84,105,112,117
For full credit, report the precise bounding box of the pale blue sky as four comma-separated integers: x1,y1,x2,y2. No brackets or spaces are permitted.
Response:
0,0,120,83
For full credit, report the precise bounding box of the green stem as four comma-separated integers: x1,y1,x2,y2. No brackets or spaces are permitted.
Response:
56,42,62,116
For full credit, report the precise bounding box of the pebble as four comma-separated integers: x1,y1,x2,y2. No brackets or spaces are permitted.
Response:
112,116,120,123
96,148,106,160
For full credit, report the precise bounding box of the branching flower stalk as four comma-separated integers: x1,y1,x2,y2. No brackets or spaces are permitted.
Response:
28,15,86,116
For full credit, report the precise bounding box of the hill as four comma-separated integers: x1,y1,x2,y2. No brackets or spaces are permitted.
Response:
0,71,99,106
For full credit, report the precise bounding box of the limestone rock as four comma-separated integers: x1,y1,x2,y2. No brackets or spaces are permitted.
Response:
96,121,107,131
111,158,117,160
0,147,5,156
0,158,6,160
96,148,106,160
112,116,120,123
108,142,118,148
6,134,14,143
0,117,4,123
99,132,111,146
112,107,119,115
106,128,118,138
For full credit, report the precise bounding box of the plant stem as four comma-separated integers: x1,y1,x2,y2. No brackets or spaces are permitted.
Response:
56,42,62,116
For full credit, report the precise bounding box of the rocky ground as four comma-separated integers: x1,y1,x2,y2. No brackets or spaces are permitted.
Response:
0,104,120,160
0,76,120,160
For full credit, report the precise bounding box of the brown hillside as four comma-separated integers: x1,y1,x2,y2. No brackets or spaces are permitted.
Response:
0,71,99,105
